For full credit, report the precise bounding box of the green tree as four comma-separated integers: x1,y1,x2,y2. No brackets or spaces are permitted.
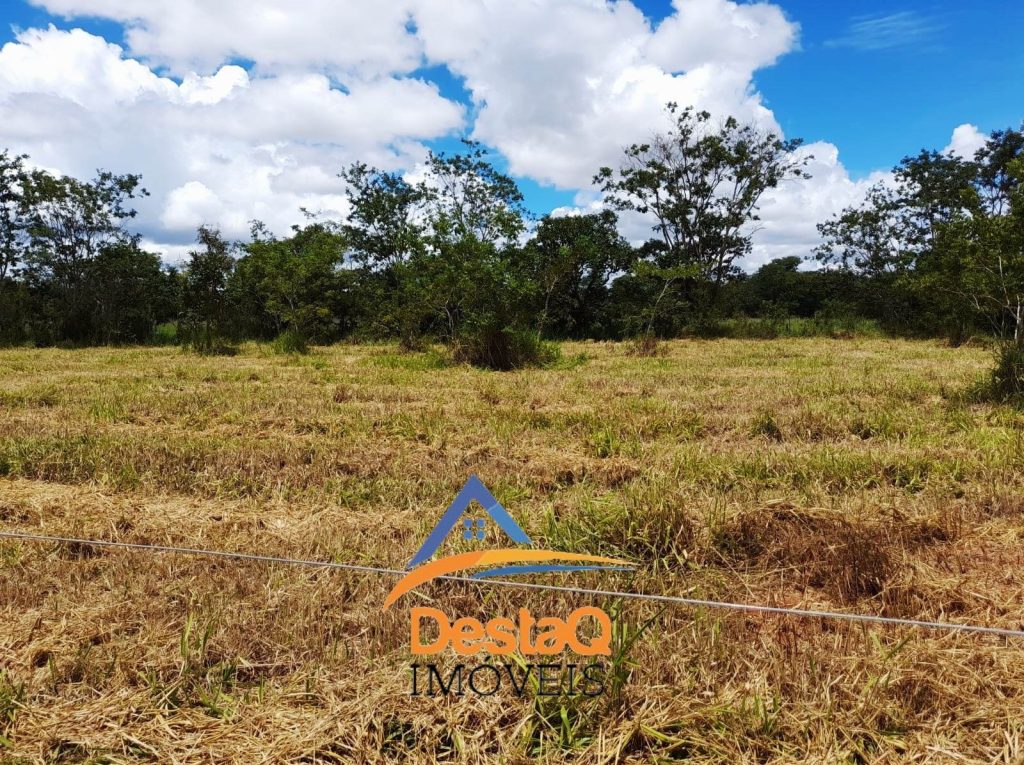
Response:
233,219,351,343
339,163,428,270
0,151,30,283
414,142,535,364
86,242,177,343
180,226,237,353
345,142,535,360
596,103,808,330
815,184,913,277
19,168,148,342
519,211,634,339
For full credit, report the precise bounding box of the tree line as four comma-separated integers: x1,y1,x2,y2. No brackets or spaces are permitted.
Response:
0,106,1021,380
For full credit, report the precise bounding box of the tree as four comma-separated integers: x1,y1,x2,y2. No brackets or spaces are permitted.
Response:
388,142,532,355
339,163,428,270
180,226,237,353
928,158,1024,346
0,151,30,282
815,184,912,277
18,168,149,342
234,219,351,343
86,242,177,344
22,169,147,286
596,103,808,328
816,151,975,278
519,211,634,339
424,142,527,248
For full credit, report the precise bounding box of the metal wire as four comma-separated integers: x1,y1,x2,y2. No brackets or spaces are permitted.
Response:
2,529,1023,639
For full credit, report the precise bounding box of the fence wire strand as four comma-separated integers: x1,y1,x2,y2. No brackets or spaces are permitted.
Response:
2,529,1023,639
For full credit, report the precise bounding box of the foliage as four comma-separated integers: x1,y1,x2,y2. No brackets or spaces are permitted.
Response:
451,326,560,370
271,328,309,355
0,151,30,283
517,211,634,339
179,226,237,354
816,126,1024,343
1,118,1021,355
596,103,809,327
233,219,350,343
985,343,1024,401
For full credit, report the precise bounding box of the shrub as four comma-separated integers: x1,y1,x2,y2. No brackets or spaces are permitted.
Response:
452,327,559,371
151,322,178,346
271,328,309,355
625,333,665,357
987,343,1024,401
178,323,237,356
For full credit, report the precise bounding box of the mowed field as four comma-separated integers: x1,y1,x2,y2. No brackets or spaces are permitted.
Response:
2,339,1024,764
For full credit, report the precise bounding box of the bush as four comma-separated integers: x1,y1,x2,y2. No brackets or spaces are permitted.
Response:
178,323,237,356
271,328,309,355
625,334,666,357
151,322,178,346
452,327,560,370
987,343,1024,401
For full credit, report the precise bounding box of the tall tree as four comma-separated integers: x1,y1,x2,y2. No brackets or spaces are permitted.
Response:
339,163,428,269
419,142,529,342
22,170,147,287
596,103,808,317
519,211,634,338
180,226,236,353
0,151,30,282
86,242,177,344
234,219,350,343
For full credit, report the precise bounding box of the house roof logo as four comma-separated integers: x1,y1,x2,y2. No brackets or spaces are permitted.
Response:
382,474,633,610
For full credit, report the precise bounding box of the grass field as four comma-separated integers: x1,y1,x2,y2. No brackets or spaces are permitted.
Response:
2,338,1024,763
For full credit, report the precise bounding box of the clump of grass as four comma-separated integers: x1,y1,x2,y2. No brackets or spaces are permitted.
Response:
750,410,784,441
271,328,309,355
625,334,665,357
0,670,25,738
452,328,559,371
983,343,1024,402
151,322,178,346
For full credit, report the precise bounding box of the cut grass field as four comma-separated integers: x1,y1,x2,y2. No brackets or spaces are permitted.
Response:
2,338,1024,764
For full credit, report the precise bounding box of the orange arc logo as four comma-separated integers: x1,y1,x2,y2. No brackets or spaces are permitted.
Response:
382,549,631,610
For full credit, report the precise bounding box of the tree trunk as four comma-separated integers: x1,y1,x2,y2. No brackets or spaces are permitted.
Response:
1015,297,1023,349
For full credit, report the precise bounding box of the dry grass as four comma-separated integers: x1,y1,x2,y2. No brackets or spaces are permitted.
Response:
1,338,1024,763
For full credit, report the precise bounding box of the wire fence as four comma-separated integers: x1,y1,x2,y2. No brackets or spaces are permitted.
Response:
2,529,1023,639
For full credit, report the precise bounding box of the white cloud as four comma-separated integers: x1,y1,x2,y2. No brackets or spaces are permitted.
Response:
29,0,423,77
747,143,889,267
647,0,797,74
0,1,972,270
825,11,943,52
412,0,793,189
0,25,464,244
0,26,174,108
944,123,986,159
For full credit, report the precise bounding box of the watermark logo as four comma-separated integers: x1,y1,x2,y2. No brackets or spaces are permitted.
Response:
384,475,634,697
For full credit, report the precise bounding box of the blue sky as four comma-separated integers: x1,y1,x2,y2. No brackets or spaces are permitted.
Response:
0,0,1020,264
749,0,1024,177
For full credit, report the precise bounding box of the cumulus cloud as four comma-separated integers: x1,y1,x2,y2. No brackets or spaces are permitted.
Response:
0,0,966,269
413,0,793,189
0,25,464,255
646,0,797,74
747,143,889,266
29,0,423,77
944,123,987,159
